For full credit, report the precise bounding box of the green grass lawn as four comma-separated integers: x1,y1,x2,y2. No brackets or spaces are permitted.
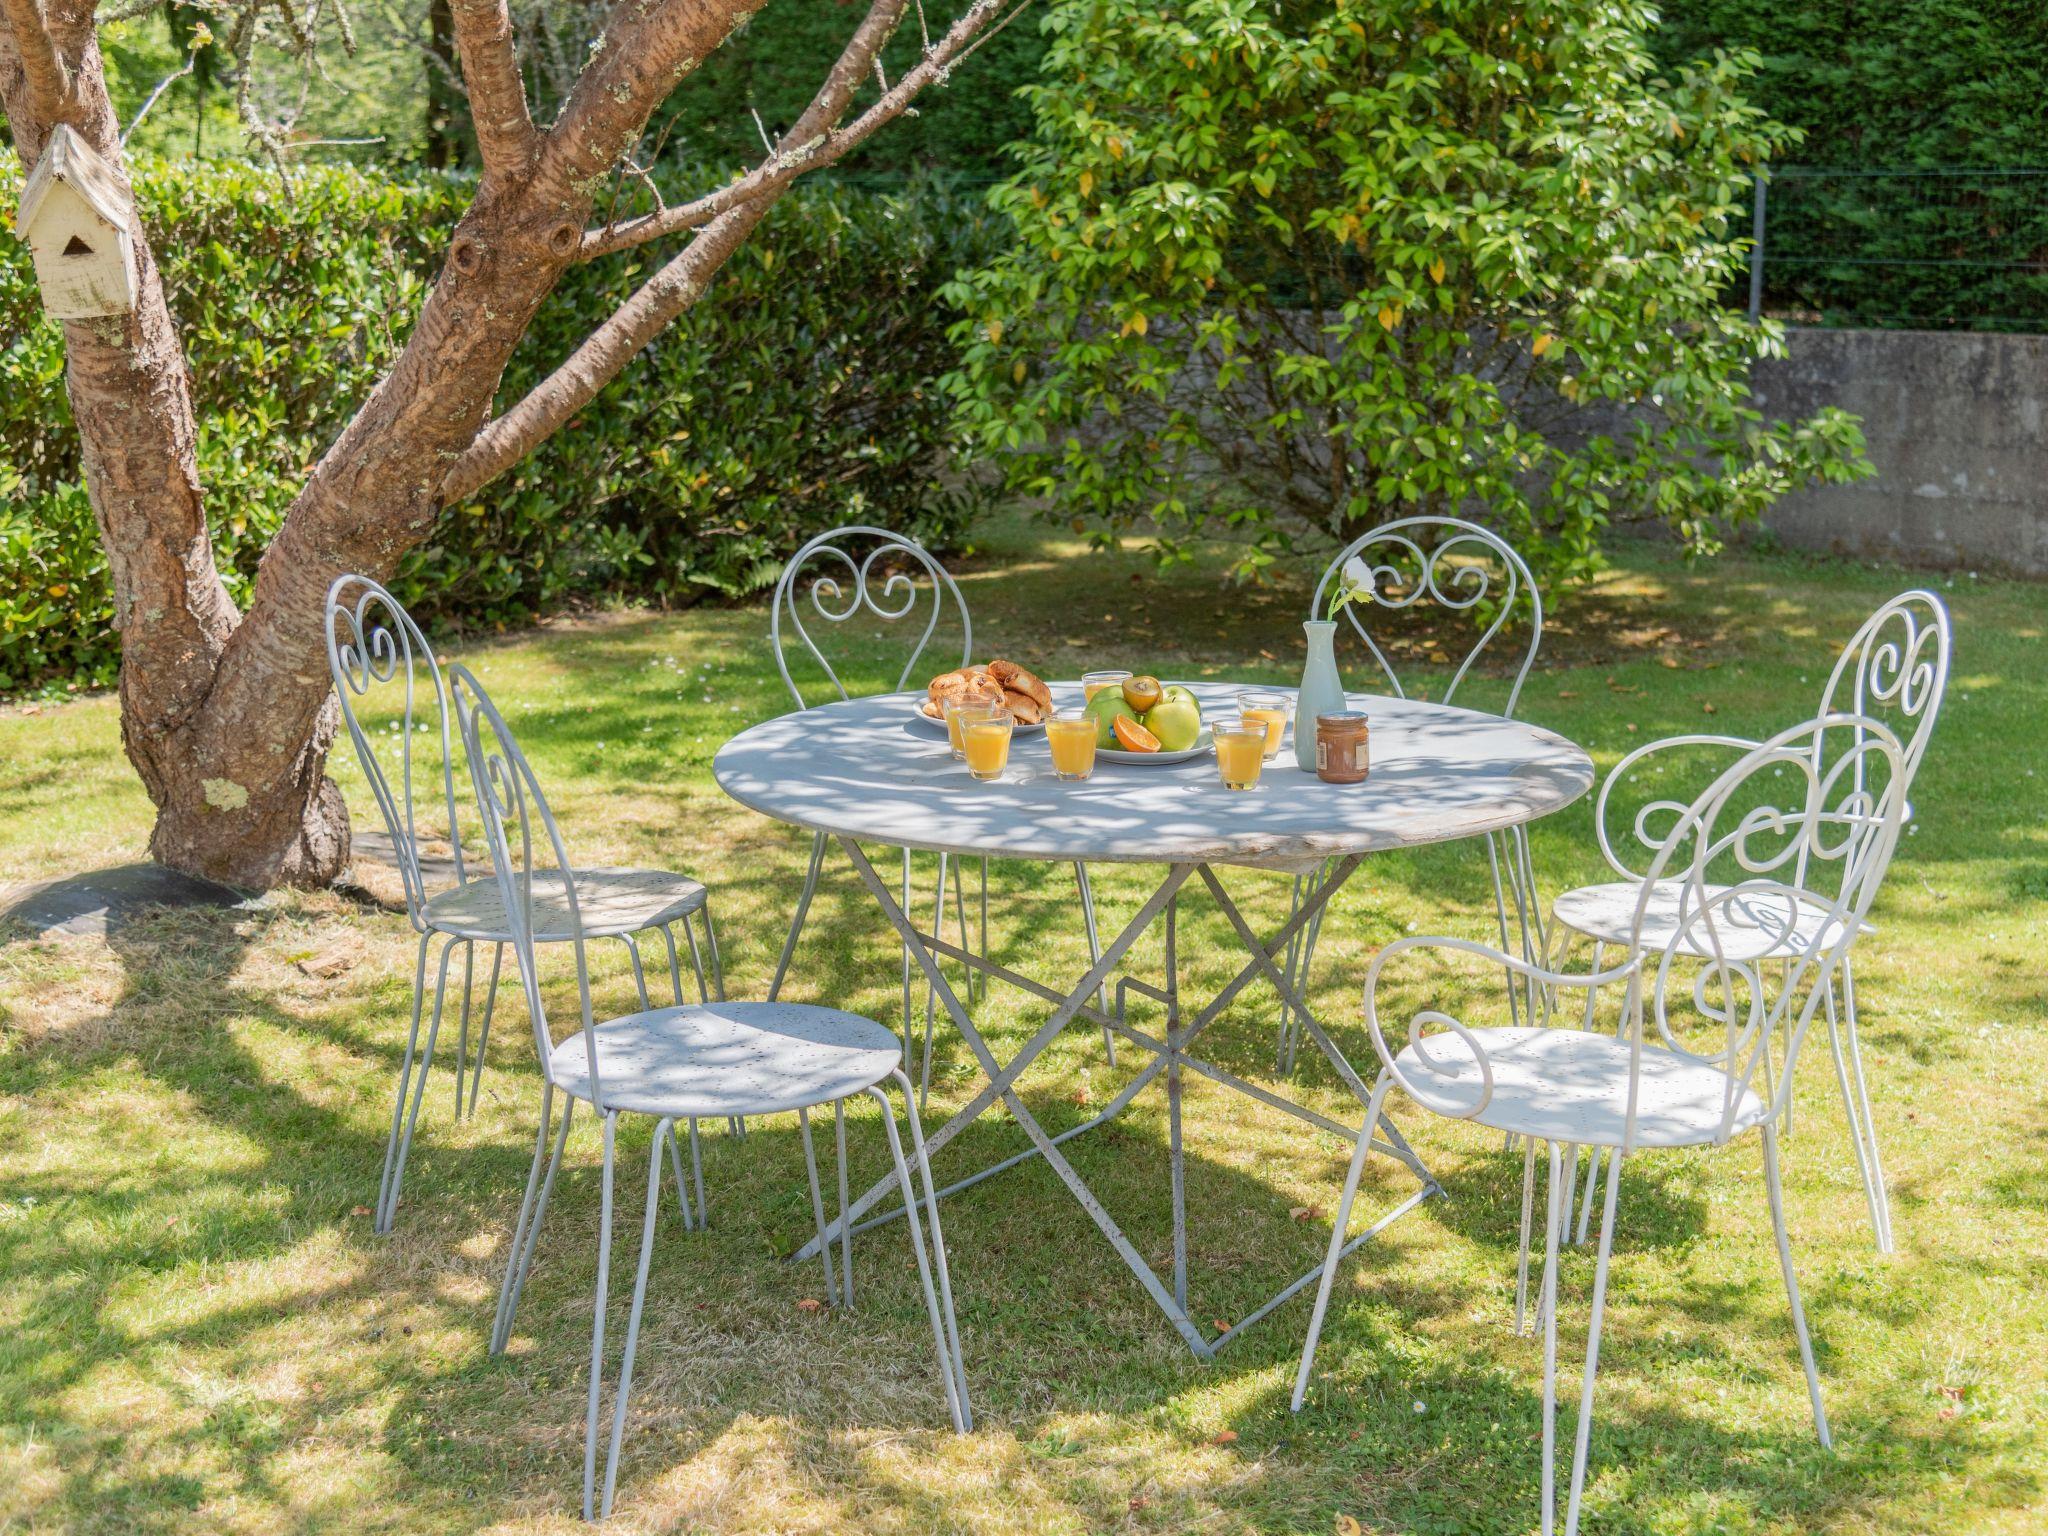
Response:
2,517,2045,1534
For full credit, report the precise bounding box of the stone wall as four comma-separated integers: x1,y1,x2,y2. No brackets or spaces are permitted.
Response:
1752,328,2048,577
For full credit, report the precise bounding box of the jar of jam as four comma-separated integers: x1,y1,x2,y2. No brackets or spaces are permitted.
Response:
1315,711,1370,784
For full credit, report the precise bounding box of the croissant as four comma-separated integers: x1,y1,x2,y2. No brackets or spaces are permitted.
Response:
925,668,1006,718
1002,688,1045,725
988,659,1052,712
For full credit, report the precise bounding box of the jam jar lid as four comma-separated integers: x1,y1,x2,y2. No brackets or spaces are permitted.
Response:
1316,711,1370,727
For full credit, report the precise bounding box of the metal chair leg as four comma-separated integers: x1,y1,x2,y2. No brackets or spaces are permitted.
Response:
451,939,477,1117
681,914,711,1004
376,929,435,1232
378,932,458,1234
1539,1140,1565,1536
661,1119,697,1232
897,1068,971,1423
620,934,651,1011
799,1106,839,1304
768,830,827,1002
582,1112,618,1522
1564,1147,1624,1536
1838,959,1893,1251
493,1081,560,1352
463,942,504,1119
688,1118,707,1225
1292,1073,1393,1409
597,1118,668,1520
496,1095,576,1353
868,1076,970,1432
1515,1133,1537,1335
700,901,725,1002
835,1098,854,1308
1821,971,1884,1250
1575,1147,1604,1245
1762,1123,1833,1448
658,923,686,1006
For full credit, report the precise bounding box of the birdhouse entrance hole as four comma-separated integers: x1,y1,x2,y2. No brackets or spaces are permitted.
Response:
63,235,94,256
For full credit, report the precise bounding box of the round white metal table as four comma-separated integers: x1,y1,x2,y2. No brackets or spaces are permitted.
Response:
714,681,1592,1357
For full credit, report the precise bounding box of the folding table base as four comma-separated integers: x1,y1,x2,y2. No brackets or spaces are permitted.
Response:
792,839,1441,1360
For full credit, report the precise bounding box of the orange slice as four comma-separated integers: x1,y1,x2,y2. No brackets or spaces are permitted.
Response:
1112,716,1161,753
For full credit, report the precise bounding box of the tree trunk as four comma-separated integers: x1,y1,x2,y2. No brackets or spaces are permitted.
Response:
4,13,580,888
5,0,995,889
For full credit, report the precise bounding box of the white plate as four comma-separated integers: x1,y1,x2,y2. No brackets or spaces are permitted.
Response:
910,699,1045,734
1097,727,1213,765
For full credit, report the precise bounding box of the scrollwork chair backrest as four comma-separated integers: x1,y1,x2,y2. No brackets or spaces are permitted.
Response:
1370,715,1908,1151
1592,589,1949,888
449,664,607,1113
1630,713,1908,1145
1813,589,1951,800
1309,516,1543,717
771,525,972,709
325,574,467,925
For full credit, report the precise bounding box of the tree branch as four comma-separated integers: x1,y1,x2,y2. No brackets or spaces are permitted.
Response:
446,0,535,176
450,0,927,495
0,0,73,123
541,0,763,191
579,0,1012,259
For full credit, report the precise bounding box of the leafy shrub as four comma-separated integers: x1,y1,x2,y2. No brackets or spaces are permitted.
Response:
0,158,995,693
943,0,1872,591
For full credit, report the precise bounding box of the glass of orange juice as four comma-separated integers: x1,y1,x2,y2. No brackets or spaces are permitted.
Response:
962,714,1014,782
1236,690,1292,759
1045,709,1098,780
1082,669,1133,702
1214,719,1267,791
945,699,1005,760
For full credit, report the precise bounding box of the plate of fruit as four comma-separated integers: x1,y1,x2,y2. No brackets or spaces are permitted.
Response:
1086,675,1210,763
916,660,1049,731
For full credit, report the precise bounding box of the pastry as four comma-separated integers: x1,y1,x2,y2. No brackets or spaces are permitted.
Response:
1002,688,1045,725
988,659,1052,713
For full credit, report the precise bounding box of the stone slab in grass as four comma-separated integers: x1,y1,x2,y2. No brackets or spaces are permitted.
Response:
0,862,259,939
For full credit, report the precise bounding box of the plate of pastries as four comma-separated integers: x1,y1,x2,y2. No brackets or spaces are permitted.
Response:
919,660,1051,730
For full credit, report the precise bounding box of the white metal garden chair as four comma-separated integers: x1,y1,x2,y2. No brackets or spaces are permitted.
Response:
1547,591,1950,1251
452,663,970,1521
325,576,724,1234
1277,516,1546,1074
1293,713,1911,1536
763,524,1115,1094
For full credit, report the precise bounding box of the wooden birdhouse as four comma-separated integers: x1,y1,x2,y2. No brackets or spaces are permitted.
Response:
12,125,139,321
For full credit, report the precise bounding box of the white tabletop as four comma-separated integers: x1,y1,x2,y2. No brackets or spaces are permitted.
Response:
713,683,1592,871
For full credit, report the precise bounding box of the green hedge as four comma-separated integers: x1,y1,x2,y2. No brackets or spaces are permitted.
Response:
0,159,996,693
1656,2,2048,329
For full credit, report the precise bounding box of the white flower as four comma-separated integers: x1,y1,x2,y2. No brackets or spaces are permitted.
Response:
1342,556,1377,600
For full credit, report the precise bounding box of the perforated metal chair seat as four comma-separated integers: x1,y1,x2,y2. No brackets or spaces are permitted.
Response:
546,1002,903,1120
1395,1026,1771,1150
1552,879,1869,963
424,867,708,941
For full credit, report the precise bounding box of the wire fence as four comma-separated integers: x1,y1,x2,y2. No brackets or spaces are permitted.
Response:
810,164,2048,333
1753,167,2048,332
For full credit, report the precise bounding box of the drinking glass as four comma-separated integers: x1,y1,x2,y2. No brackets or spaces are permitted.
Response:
1214,720,1267,791
1045,709,1098,781
945,698,1005,761
962,715,1015,782
1236,690,1292,759
1081,669,1133,703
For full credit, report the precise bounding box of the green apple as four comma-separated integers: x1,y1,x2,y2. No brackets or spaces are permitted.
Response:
1143,689,1202,752
1085,688,1139,747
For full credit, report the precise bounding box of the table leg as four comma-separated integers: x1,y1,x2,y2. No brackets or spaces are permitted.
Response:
802,840,1438,1360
